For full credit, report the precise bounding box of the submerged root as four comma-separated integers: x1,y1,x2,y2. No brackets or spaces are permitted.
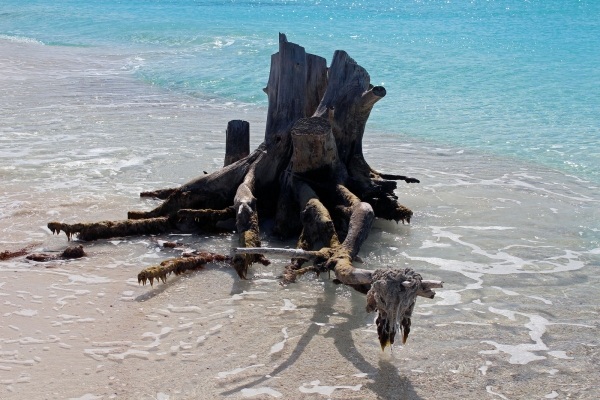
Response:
48,217,171,241
366,268,421,350
138,251,230,286
0,244,39,261
26,245,86,262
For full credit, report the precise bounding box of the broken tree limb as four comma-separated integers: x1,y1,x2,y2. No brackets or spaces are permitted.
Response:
233,247,316,260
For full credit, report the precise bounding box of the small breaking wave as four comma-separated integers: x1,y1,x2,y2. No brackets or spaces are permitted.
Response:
0,34,43,45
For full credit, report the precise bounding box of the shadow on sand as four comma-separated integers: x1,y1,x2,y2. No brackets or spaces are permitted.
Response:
220,278,422,399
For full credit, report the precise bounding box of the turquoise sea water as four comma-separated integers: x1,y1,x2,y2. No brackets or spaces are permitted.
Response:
1,0,599,182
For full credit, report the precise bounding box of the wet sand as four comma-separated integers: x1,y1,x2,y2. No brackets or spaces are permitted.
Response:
0,41,599,399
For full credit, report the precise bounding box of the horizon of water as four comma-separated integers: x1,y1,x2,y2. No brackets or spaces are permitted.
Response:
1,0,599,183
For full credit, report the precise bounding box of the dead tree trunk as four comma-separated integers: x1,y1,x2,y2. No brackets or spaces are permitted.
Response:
47,33,434,350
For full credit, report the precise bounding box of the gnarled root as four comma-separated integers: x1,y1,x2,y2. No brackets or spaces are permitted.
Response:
138,251,230,286
26,245,86,262
237,244,443,349
48,217,171,241
281,258,308,284
231,158,270,279
366,268,421,350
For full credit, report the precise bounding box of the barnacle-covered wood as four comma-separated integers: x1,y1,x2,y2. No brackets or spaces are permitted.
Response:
48,218,171,241
138,252,230,287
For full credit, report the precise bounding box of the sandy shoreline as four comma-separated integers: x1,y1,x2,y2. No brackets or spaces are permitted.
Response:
1,40,599,399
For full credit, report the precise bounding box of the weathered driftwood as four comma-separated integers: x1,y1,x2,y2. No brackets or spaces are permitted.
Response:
47,33,435,350
137,251,230,286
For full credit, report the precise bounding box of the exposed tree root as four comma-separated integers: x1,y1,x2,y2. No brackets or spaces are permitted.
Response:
138,251,230,287
48,217,171,241
235,248,443,350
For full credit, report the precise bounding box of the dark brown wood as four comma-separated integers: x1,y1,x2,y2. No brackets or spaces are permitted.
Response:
264,33,307,145
224,120,250,167
305,53,328,118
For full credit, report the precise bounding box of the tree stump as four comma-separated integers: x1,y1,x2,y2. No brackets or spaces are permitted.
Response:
47,33,437,350
224,120,250,167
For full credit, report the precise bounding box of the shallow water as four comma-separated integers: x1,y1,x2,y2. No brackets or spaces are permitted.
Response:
1,41,599,399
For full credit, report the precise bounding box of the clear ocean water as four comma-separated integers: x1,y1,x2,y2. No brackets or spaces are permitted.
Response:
2,0,599,183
